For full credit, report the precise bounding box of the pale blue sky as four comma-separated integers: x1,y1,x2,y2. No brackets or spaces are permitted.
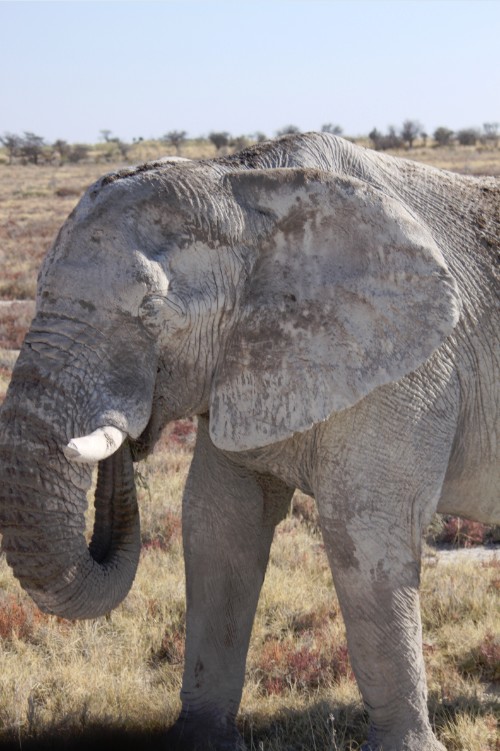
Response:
1,0,499,143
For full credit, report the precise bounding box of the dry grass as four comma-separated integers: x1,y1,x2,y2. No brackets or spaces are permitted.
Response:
0,143,498,749
0,162,116,300
384,144,500,177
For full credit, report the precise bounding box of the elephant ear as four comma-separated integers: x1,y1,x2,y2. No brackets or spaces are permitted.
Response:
209,168,461,451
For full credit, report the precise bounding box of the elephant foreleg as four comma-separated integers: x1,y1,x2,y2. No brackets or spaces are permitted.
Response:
167,416,293,750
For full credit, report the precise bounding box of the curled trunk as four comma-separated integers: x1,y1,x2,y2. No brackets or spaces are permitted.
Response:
0,349,142,619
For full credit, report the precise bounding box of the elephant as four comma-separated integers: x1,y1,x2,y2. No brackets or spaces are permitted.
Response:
0,132,498,751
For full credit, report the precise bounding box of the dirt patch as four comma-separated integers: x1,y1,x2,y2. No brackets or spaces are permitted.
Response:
424,545,500,566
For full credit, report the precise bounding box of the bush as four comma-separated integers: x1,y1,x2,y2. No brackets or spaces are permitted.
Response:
432,516,499,547
433,127,454,146
208,131,230,152
67,144,90,163
369,126,403,150
456,128,481,146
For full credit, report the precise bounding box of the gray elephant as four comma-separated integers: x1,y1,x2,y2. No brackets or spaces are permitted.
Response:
0,132,498,751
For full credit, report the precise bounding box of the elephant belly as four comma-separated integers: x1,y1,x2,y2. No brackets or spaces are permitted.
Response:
438,397,499,524
438,458,499,524
438,331,499,525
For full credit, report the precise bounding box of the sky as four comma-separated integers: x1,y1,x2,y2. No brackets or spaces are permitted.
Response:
1,0,499,144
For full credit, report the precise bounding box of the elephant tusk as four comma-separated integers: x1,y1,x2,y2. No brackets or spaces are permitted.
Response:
63,426,127,464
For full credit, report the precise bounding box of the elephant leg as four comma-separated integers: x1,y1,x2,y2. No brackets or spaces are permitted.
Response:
319,514,445,751
166,416,293,751
315,397,453,751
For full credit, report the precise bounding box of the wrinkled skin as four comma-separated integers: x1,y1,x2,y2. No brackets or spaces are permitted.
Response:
0,133,498,751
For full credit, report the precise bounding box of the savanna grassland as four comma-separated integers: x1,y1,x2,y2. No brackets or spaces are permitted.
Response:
0,140,498,750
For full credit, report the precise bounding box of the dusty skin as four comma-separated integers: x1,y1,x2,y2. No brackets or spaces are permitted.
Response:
0,133,498,751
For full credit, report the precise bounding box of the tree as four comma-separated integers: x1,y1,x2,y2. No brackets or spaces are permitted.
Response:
53,139,71,162
100,129,113,142
208,132,230,153
114,139,130,159
321,123,343,135
252,131,267,143
0,132,22,164
400,119,422,149
67,144,89,163
368,126,402,151
20,132,46,164
276,125,300,136
433,127,454,146
162,130,187,156
456,128,480,146
230,136,249,152
386,126,403,149
483,122,499,146
369,128,383,149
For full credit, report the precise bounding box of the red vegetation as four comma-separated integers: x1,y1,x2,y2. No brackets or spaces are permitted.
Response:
142,510,181,552
149,630,185,666
436,516,496,547
459,632,500,682
257,638,353,695
0,594,51,640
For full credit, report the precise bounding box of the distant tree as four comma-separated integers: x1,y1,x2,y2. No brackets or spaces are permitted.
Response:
113,139,130,159
100,129,113,142
369,126,402,151
20,132,46,164
162,130,187,155
321,123,343,135
252,131,267,143
386,126,403,149
0,132,22,164
456,128,480,146
67,144,90,163
420,131,428,147
400,119,423,149
433,127,454,146
208,132,230,152
53,139,71,162
483,122,499,146
369,128,383,149
230,136,250,152
276,125,300,136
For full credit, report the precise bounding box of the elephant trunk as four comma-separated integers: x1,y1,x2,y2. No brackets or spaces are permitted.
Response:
0,352,142,619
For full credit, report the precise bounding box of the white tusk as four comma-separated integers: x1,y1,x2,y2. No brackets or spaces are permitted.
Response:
63,426,127,464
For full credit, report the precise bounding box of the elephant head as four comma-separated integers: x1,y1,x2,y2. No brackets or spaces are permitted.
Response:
0,158,460,620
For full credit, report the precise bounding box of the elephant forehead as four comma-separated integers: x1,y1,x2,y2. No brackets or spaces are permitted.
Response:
38,238,168,317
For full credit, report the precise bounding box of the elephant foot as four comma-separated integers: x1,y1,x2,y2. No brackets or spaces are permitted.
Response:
361,724,447,751
165,715,245,751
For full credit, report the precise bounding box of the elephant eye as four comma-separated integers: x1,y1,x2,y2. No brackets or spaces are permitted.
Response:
138,293,187,338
